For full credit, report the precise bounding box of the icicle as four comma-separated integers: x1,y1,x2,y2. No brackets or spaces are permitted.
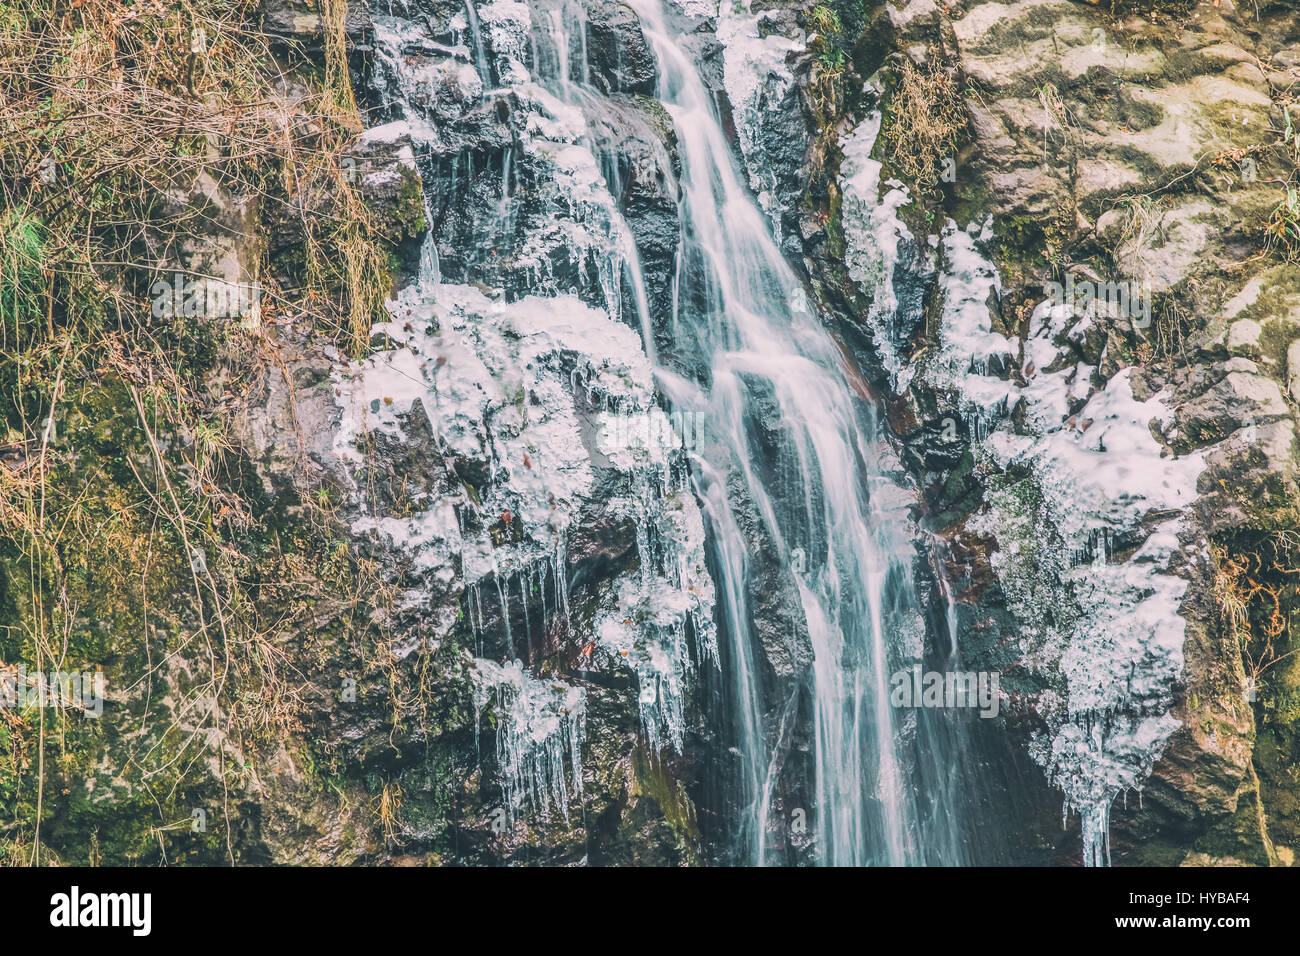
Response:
471,659,586,824
497,145,512,226
1080,800,1112,867
494,571,515,659
467,583,485,656
554,538,570,618
537,562,549,633
519,570,533,658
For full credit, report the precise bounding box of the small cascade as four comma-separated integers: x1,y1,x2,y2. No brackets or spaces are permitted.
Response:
630,0,966,865
458,0,493,88
352,0,1001,865
926,533,963,669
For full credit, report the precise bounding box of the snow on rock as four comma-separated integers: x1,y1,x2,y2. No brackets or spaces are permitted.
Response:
510,81,647,323
930,219,1018,434
711,0,804,228
331,279,715,751
332,275,717,775
479,0,533,84
840,110,923,393
370,16,471,147
841,209,1209,864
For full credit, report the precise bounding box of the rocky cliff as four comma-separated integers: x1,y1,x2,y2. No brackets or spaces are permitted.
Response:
761,0,1300,864
2,0,1298,868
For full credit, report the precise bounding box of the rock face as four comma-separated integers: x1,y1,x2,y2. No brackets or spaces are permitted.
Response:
246,0,723,863
14,0,1300,868
730,0,1300,863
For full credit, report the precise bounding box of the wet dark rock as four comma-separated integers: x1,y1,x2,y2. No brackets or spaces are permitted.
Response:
350,134,429,284
583,0,658,96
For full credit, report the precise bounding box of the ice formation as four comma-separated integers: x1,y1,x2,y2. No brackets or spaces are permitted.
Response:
471,657,586,822
840,109,921,393
711,0,804,229
840,103,1207,864
591,486,717,752
330,3,720,818
332,279,716,753
946,222,1203,866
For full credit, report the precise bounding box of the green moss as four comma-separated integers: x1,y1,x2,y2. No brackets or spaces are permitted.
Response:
0,209,46,330
1188,773,1276,867
393,168,427,238
926,447,983,529
1258,318,1299,382
631,750,700,843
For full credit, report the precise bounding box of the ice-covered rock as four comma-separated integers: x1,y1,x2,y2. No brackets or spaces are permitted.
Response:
471,657,586,822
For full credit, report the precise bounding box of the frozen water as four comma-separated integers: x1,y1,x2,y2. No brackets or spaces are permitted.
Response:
471,657,586,822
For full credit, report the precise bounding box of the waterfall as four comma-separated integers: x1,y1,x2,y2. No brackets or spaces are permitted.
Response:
459,0,493,87
359,0,972,865
624,0,969,864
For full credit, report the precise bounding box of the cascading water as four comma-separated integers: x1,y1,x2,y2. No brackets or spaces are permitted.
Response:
360,0,974,865
515,0,953,863
622,0,972,865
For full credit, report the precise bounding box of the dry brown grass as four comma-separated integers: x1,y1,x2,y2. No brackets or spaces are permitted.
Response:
0,0,388,355
0,0,394,863
1214,542,1299,694
882,58,966,199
